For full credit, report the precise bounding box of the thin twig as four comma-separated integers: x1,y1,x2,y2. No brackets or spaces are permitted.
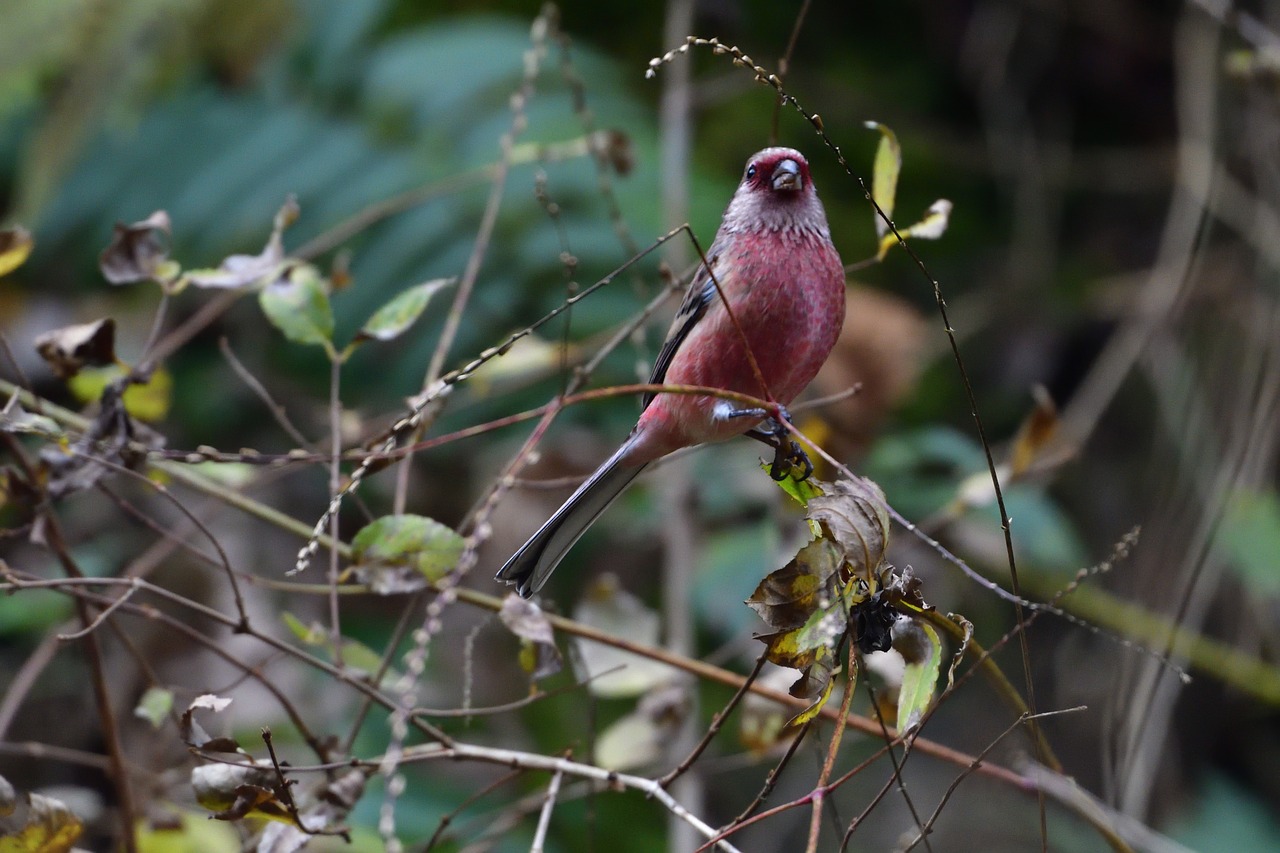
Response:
902,707,1089,853
862,676,933,853
219,337,313,447
407,742,744,853
423,768,524,850
805,653,856,853
80,453,250,629
660,652,769,788
39,515,140,853
530,762,565,853
55,579,141,640
728,717,815,825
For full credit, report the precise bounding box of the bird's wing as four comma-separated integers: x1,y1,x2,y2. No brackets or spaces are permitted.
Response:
643,258,719,409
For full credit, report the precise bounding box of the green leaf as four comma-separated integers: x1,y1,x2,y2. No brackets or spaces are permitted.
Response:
769,463,824,508
1217,489,1280,596
134,687,174,730
281,611,395,679
865,121,902,236
258,263,333,347
350,514,465,591
354,278,452,343
282,610,324,645
894,620,941,733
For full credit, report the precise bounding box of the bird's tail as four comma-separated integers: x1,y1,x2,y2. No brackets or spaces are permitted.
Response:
496,439,647,598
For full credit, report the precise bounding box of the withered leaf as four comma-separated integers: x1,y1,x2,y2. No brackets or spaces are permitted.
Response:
34,318,116,379
180,694,238,752
747,536,854,725
191,762,277,815
39,379,164,499
100,210,178,285
0,790,84,851
499,594,562,680
590,128,635,175
1009,384,1059,477
186,196,299,290
807,476,890,579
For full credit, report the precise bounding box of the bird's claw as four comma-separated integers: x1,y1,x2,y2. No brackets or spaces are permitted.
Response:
768,439,813,481
741,406,812,481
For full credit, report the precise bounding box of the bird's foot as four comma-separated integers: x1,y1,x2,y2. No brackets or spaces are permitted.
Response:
767,439,813,481
733,406,812,481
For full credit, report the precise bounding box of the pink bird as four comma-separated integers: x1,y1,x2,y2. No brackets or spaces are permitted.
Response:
497,147,846,597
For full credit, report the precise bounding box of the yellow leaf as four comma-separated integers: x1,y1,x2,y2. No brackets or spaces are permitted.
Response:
67,365,173,422
1008,385,1058,476
0,227,34,277
136,811,240,853
875,199,953,261
864,121,902,237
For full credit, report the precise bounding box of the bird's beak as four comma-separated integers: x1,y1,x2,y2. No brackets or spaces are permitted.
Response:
772,159,802,191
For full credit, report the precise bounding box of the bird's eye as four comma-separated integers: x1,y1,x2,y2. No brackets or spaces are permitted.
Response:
746,164,757,180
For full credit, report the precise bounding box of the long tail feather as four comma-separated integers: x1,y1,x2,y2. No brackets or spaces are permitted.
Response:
496,439,647,597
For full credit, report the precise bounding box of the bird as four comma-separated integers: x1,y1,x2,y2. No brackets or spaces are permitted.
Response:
496,147,846,597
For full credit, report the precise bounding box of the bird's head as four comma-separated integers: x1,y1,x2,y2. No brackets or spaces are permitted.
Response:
741,148,811,195
723,147,830,237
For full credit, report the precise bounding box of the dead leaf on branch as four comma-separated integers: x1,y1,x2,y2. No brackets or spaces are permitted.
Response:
38,379,164,499
180,694,242,754
99,210,179,285
746,475,902,725
747,536,854,726
0,787,84,853
34,318,117,379
186,196,299,290
807,476,890,581
499,594,562,680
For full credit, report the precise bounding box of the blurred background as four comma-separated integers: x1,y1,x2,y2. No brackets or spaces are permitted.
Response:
1,0,1278,850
